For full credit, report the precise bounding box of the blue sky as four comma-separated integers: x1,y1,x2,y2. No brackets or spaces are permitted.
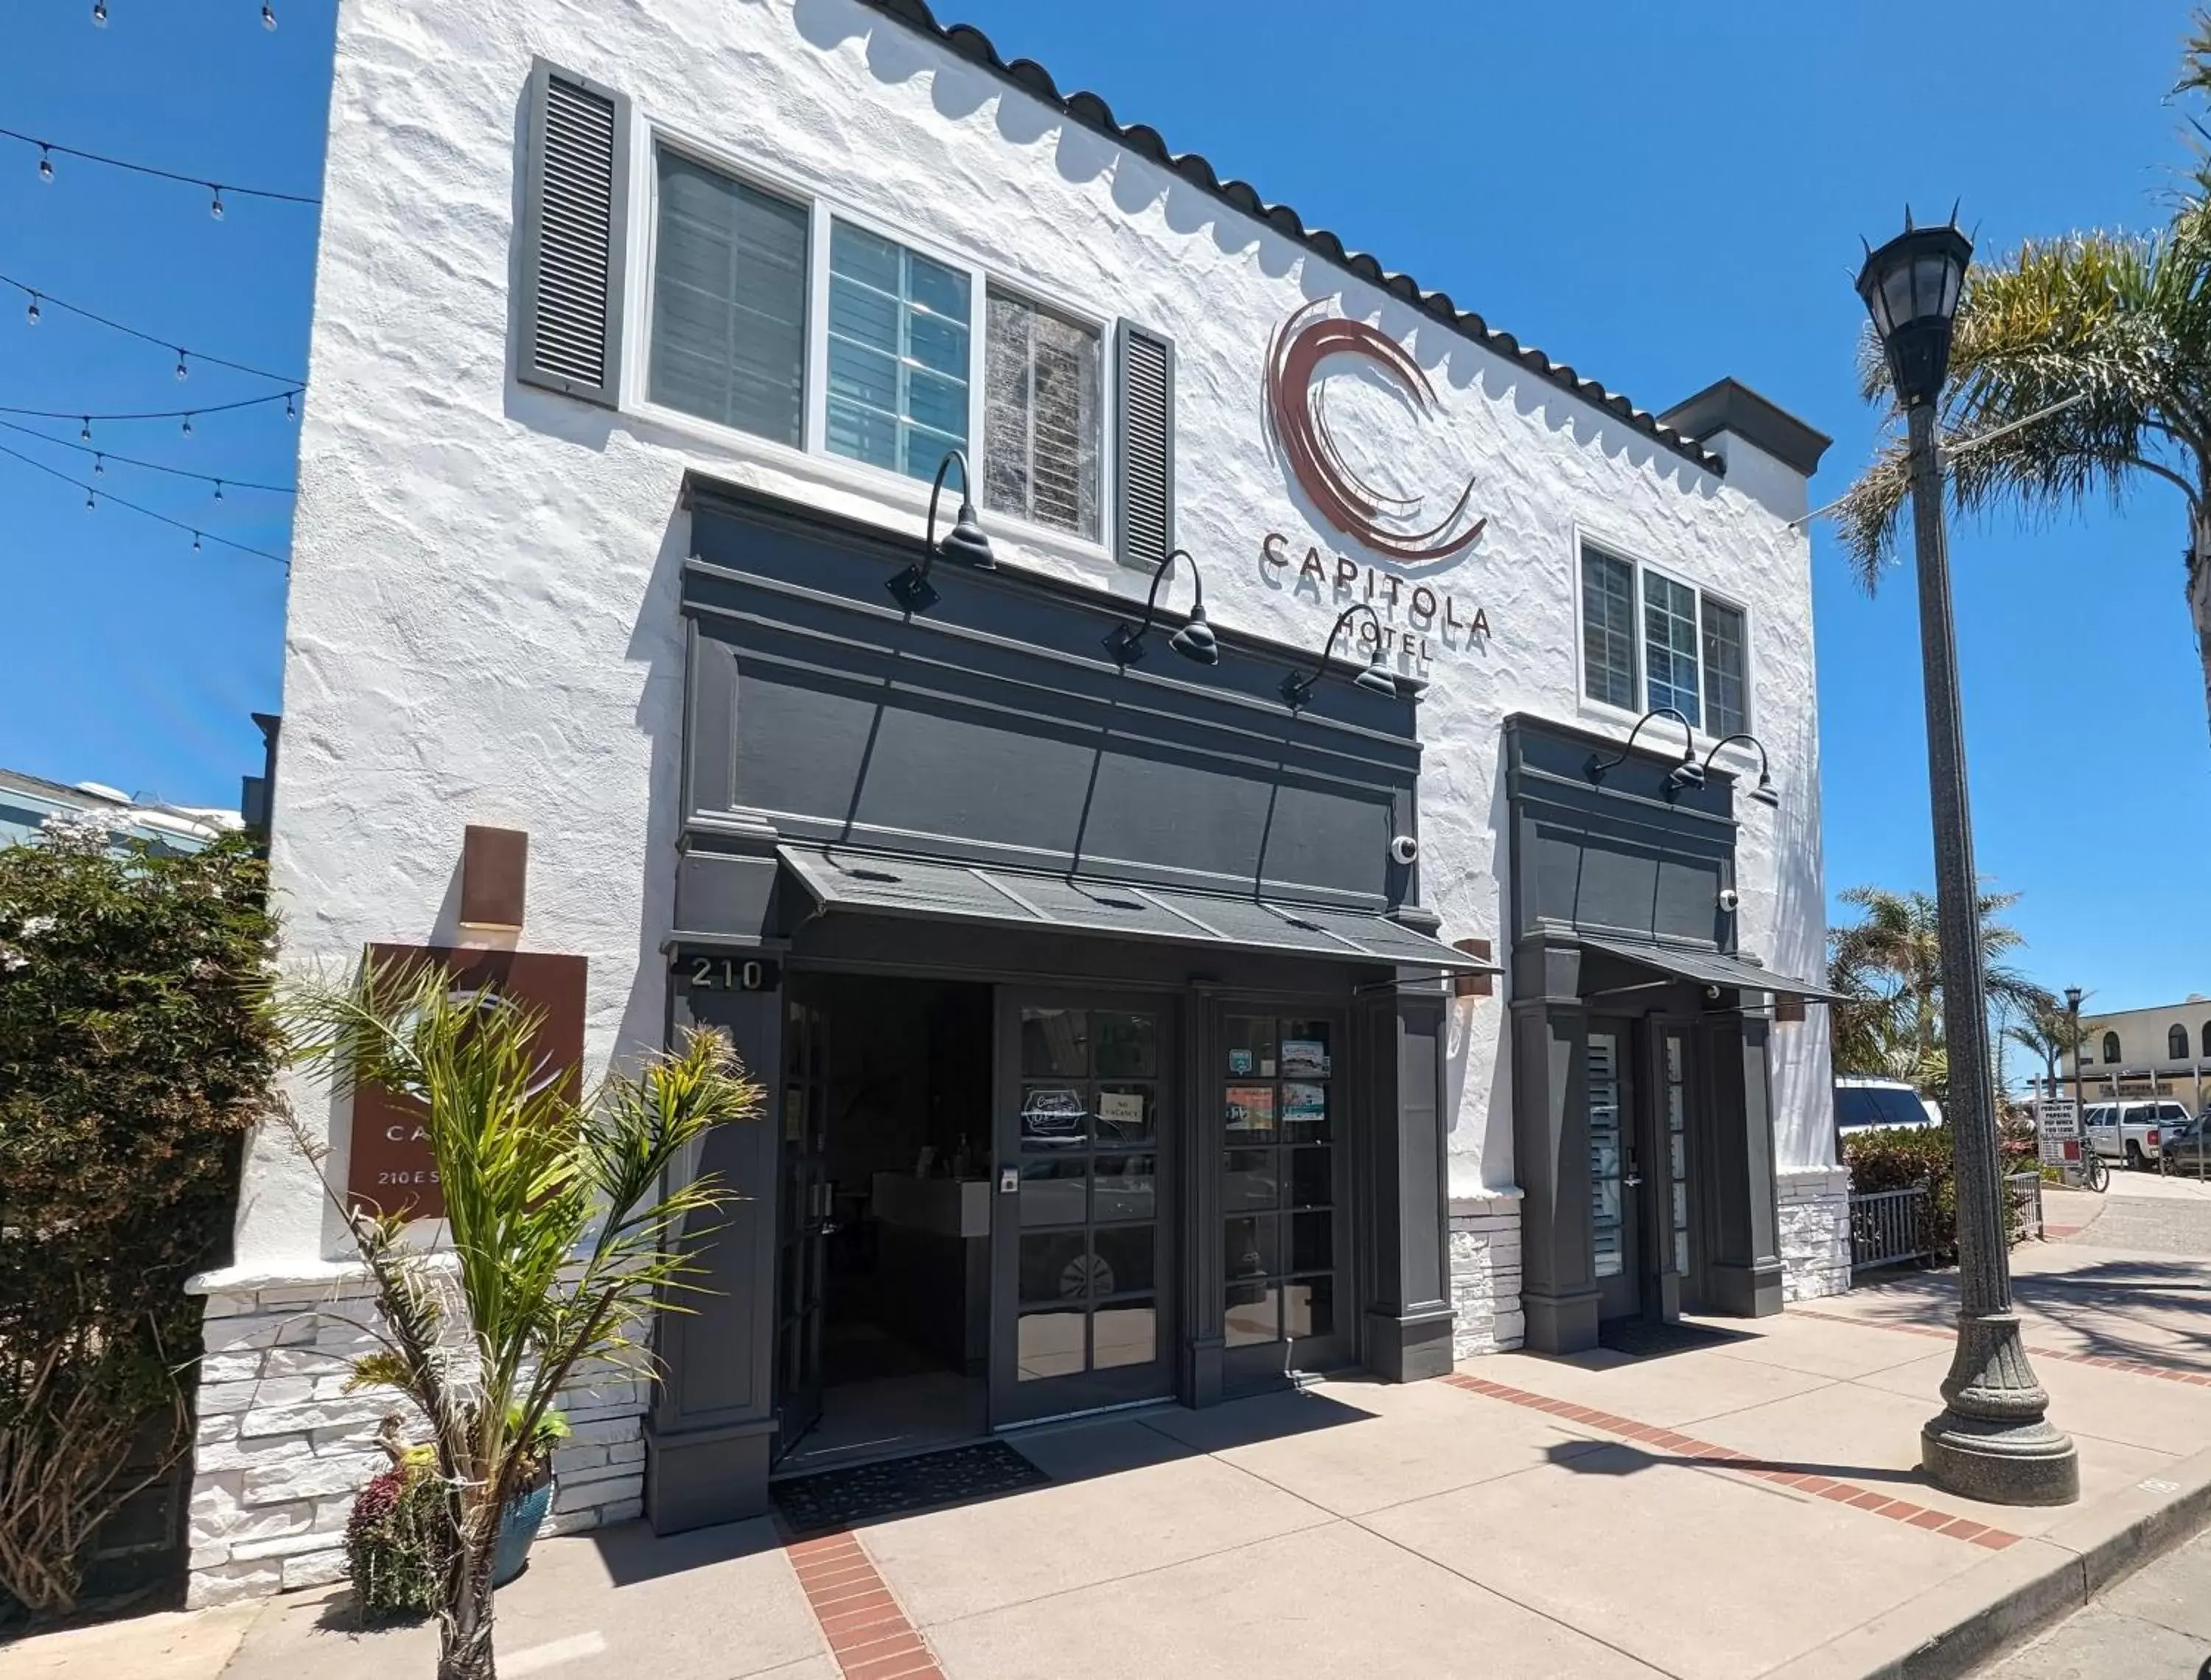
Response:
1,2,2204,1010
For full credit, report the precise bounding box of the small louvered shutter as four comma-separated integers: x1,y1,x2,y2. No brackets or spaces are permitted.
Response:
1114,321,1175,571
517,60,630,406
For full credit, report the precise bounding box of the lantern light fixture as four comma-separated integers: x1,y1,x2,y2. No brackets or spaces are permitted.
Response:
1103,547,1218,669
1280,603,1400,710
885,449,993,615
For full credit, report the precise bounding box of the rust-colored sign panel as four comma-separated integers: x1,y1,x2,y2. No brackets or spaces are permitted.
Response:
345,943,588,1220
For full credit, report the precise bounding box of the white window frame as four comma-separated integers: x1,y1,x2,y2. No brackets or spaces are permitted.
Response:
622,111,1116,566
1571,525,1758,755
1638,561,1705,731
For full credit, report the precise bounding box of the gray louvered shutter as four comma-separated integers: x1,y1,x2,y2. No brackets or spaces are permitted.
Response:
517,59,630,406
1113,321,1175,572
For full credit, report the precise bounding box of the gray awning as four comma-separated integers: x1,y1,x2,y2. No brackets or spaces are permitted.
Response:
1575,932,1841,1001
776,844,1499,973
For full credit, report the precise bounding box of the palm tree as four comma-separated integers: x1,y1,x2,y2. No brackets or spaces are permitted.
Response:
2004,1001,2089,1102
1827,885,2053,1096
1835,13,2211,740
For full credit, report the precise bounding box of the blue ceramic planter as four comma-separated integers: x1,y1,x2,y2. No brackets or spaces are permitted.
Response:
493,1480,555,1586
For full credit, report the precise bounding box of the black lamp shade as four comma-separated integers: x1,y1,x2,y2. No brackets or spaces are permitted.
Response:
1856,223,1972,407
1664,760,1707,799
1168,607,1218,666
1355,665,1400,699
938,499,995,570
1751,771,1780,808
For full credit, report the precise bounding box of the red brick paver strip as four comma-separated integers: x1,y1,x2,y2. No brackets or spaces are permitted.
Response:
787,1532,943,1679
1442,1371,2021,1550
1789,1304,2211,1386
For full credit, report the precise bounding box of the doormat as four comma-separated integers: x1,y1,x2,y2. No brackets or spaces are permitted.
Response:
771,1441,1050,1536
1597,1319,1747,1359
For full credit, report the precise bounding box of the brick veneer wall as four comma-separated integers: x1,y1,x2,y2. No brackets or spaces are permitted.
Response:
1447,1192,1525,1357
1777,1166,1851,1303
184,1271,647,1608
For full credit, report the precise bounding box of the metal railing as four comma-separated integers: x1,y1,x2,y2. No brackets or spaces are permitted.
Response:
2007,1172,2044,1241
1849,1181,1932,1273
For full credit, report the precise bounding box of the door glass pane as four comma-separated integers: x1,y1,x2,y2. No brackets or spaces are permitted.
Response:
1224,1284,1279,1347
1289,1147,1332,1209
1092,1299,1156,1369
1016,1310,1086,1381
1020,1084,1089,1149
1091,1154,1155,1221
1019,1158,1086,1227
1224,1149,1276,1210
1224,1015,1277,1077
1091,1225,1156,1298
1226,1213,1276,1281
1021,1009,1088,1076
1290,1210,1332,1273
1093,1012,1158,1077
1285,1276,1334,1340
1019,1231,1098,1304
1588,1030,1624,1279
1095,1084,1155,1145
1663,1031,1691,1279
1225,1084,1276,1141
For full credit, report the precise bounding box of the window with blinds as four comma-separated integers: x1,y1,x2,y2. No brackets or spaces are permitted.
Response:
1581,547,1638,710
646,150,809,446
1643,572,1702,727
982,292,1101,540
825,220,971,482
1701,597,1748,737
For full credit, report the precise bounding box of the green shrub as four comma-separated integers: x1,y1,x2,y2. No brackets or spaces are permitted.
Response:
0,822,279,1620
1844,1122,2041,1264
343,1466,450,1621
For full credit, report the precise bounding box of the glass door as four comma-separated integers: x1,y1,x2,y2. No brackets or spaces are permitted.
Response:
991,991,1176,1424
1220,1011,1352,1386
1587,1018,1641,1321
772,990,830,1464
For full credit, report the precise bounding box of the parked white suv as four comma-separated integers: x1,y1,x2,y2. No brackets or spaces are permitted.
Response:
2083,1100,2187,1170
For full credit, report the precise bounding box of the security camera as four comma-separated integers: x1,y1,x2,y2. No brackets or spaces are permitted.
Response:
1717,887,1741,913
1389,835,1419,867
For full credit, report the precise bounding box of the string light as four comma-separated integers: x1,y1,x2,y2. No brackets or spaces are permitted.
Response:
213,478,223,501
174,349,188,381
209,186,225,221
0,418,295,494
24,293,38,326
0,273,302,387
0,127,319,208
91,1,107,27
284,391,296,421
0,438,290,566
192,531,202,552
3,390,298,427
181,412,194,436
262,3,276,29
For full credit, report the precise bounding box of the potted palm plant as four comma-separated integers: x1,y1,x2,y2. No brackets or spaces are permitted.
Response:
279,956,762,1680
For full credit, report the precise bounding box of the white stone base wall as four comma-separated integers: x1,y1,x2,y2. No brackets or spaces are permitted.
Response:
185,1273,647,1608
1778,1167,1851,1303
1447,1193,1525,1357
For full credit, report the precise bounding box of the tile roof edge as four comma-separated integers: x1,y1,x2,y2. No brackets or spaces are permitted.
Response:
859,0,1727,477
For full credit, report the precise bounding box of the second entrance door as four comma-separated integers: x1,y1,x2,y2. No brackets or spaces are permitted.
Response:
991,991,1176,1424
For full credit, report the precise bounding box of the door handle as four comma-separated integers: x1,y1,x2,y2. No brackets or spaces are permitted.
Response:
1624,1175,1644,1189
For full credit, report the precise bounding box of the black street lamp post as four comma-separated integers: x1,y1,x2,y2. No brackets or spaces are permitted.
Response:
1857,214,2079,1505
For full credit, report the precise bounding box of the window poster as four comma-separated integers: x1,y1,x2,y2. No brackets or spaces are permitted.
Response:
1282,1082,1327,1127
1282,1038,1330,1078
1228,1048,1255,1075
1225,1085,1276,1133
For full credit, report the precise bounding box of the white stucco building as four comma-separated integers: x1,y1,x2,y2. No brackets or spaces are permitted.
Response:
186,0,1842,1603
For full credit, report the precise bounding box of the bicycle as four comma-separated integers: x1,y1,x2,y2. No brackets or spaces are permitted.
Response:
2081,1148,2109,1194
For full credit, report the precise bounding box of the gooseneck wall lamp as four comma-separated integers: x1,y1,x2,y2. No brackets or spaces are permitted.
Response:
1859,209,2078,1505
885,449,994,615
1279,604,1400,710
1103,548,1218,668
1582,708,1700,799
1700,733,1781,807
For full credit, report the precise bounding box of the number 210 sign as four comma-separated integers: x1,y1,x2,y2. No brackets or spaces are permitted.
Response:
680,953,780,993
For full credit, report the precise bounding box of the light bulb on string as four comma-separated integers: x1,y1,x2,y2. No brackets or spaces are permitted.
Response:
209,186,225,221
213,479,224,502
192,531,202,553
79,418,91,442
25,293,39,326
181,413,194,437
284,391,297,421
91,0,106,27
85,488,95,510
93,453,104,476
38,146,53,183
174,349,189,381
262,3,276,29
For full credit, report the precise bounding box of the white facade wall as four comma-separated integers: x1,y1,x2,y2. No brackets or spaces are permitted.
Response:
2061,1000,2211,1097
198,0,1834,1601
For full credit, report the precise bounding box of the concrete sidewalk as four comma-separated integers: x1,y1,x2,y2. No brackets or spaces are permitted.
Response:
8,1233,2211,1680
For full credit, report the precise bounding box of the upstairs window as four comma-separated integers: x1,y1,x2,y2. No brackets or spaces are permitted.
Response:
2102,1031,2122,1064
983,290,1102,540
2170,1024,2190,1061
2202,1021,2210,1060
648,152,809,445
825,220,972,482
1643,573,1702,725
1581,547,1638,710
1701,597,1748,738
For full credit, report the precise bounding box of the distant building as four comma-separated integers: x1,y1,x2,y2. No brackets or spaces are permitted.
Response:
2058,999,2211,1111
0,766,242,854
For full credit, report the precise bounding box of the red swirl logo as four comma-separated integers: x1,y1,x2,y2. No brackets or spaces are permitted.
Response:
1265,299,1486,564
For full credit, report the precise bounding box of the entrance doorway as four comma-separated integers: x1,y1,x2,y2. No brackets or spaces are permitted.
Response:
1587,1018,1641,1321
772,973,994,1474
1587,1015,1700,1324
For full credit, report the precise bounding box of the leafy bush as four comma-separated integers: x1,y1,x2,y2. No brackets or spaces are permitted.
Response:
1843,1123,2040,1264
0,821,279,1619
343,1466,449,1622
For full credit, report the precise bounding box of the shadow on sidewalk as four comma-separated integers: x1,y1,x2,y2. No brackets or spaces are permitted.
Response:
1543,1439,1924,1488
1846,1256,2211,1373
